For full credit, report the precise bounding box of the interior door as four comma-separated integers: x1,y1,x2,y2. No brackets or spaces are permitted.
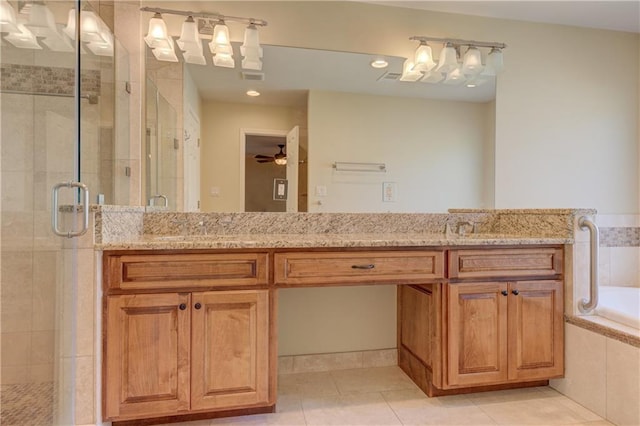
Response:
286,126,299,212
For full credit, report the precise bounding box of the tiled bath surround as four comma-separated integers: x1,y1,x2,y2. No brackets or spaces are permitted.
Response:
598,215,640,288
550,214,640,426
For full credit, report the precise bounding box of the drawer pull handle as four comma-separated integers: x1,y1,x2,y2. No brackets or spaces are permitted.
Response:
194,302,202,310
512,289,520,296
352,264,375,270
501,290,508,296
179,303,187,310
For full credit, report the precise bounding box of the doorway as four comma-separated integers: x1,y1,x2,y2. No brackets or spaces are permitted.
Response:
245,135,287,212
240,126,299,212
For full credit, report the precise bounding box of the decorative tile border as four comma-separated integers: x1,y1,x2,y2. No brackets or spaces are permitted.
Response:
600,227,640,247
0,64,100,97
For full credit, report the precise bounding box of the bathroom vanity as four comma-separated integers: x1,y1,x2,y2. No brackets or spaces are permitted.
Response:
99,216,570,425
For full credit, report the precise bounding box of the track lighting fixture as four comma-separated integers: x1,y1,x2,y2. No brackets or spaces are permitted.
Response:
140,6,267,70
0,2,113,56
406,36,507,86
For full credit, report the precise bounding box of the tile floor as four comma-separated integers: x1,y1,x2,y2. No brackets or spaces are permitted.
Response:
159,366,611,426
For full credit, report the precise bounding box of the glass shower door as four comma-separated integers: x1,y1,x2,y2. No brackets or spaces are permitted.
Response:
0,1,115,424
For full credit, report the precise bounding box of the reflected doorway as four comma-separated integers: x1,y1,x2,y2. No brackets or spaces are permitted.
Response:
245,134,287,212
240,127,300,212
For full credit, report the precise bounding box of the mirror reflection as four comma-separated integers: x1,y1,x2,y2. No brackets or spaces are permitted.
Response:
145,41,497,213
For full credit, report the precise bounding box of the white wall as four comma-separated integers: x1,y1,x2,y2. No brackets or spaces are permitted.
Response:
308,91,494,212
200,101,303,212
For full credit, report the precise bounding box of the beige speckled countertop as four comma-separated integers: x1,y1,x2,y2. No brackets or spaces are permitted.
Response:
94,207,593,251
98,232,570,251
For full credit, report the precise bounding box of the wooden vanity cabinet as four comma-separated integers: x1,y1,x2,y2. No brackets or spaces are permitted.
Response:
103,251,272,424
399,246,565,396
447,280,563,387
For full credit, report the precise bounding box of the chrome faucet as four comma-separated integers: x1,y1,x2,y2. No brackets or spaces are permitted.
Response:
198,220,208,236
149,194,168,207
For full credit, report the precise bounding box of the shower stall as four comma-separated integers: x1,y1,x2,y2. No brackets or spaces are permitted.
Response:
0,1,125,424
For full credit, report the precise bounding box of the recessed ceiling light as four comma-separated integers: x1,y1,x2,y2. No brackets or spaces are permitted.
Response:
370,58,389,69
246,90,260,97
465,83,477,88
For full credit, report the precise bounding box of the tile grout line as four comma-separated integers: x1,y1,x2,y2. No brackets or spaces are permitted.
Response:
379,389,406,426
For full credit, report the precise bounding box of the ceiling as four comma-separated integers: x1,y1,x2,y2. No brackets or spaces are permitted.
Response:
370,1,640,34
186,44,496,106
183,1,638,109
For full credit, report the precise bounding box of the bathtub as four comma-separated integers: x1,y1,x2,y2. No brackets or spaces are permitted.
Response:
595,286,640,330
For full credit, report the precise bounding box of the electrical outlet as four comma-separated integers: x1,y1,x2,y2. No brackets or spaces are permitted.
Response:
383,182,396,202
315,185,327,197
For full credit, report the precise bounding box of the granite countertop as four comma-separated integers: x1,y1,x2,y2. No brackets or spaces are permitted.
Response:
97,232,571,250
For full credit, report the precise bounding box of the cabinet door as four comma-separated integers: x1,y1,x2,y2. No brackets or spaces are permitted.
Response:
447,283,508,387
508,280,564,380
191,290,270,411
104,293,191,420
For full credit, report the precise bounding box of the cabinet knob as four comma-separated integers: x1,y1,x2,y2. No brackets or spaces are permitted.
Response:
512,289,520,296
501,290,508,296
179,303,187,310
194,302,202,310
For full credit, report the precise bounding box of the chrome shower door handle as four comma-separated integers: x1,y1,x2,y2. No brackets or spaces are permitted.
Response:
51,181,90,238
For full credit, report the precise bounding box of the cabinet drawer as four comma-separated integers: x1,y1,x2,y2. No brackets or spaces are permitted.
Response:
449,247,562,280
105,253,268,290
274,250,444,286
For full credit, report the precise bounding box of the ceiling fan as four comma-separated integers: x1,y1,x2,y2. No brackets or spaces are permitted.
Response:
254,144,287,165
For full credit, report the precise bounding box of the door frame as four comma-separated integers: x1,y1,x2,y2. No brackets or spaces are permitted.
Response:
239,128,289,212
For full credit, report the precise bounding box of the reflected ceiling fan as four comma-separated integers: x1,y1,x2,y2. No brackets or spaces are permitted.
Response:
254,144,287,165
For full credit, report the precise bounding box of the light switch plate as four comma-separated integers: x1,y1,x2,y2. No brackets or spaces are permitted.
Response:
383,182,396,202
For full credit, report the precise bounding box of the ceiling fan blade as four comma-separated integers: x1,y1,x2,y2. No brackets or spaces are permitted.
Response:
257,159,274,163
254,154,274,159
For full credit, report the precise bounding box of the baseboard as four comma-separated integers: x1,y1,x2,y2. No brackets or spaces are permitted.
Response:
278,348,397,374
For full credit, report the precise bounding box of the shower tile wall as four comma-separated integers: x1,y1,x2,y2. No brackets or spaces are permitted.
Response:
597,215,640,287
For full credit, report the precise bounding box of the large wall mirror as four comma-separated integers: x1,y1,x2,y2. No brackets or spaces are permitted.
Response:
144,6,497,214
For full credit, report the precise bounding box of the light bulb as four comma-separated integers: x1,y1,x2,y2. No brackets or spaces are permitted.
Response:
177,16,202,53
435,43,458,74
210,22,232,55
399,58,422,82
487,47,504,74
462,46,483,75
144,13,171,50
241,24,262,57
412,42,436,72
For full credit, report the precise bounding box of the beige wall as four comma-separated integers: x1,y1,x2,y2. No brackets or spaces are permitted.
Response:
308,90,493,212
494,21,639,212
200,101,304,212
